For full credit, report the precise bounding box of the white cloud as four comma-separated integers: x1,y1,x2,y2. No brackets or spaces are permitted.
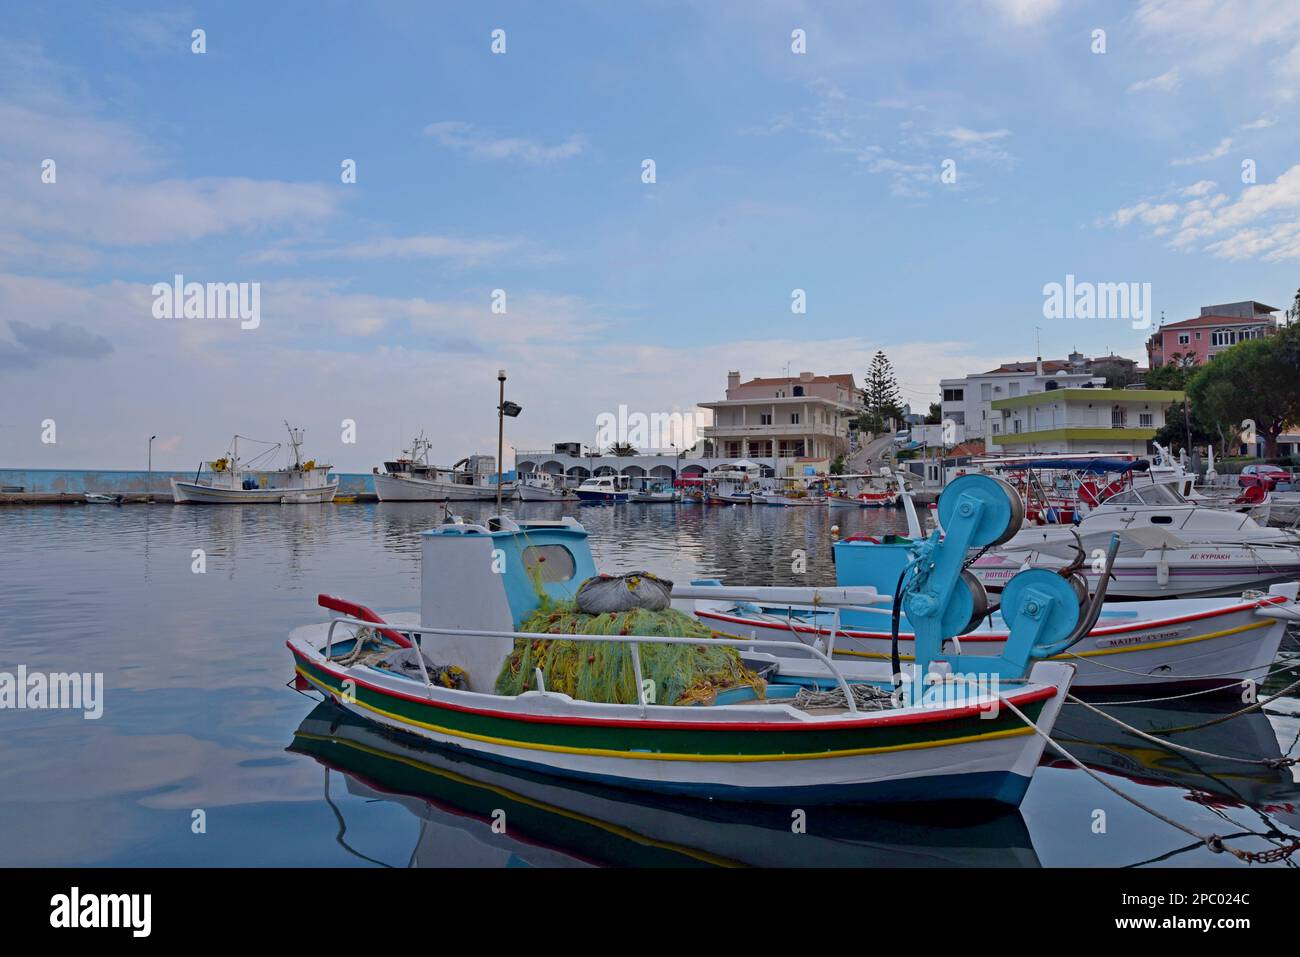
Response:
1110,164,1300,261
1241,114,1278,129
1128,67,1181,94
423,121,586,164
984,0,1062,25
1169,136,1233,167
251,234,522,267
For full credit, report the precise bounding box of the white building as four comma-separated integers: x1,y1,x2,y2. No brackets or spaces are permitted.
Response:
698,370,861,475
940,356,1106,445
990,387,1185,455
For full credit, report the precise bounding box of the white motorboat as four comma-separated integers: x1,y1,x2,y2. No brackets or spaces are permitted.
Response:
171,424,338,504
1001,482,1298,548
373,434,517,502
969,528,1300,599
516,468,573,501
575,474,631,502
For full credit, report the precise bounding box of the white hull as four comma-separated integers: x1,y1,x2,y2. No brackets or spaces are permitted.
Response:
517,483,573,501
696,589,1296,691
971,548,1300,599
374,472,517,502
171,478,338,504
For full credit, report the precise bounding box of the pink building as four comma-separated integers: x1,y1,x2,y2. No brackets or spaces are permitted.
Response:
1146,300,1280,368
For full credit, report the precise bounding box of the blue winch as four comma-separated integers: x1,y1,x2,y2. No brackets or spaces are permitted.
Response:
879,474,1117,684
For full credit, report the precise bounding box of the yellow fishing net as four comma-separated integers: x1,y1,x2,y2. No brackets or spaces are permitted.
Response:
493,598,766,706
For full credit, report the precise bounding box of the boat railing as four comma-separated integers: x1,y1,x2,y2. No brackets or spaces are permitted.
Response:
322,615,871,713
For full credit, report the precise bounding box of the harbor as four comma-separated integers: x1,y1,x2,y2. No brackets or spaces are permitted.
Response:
4,496,1300,867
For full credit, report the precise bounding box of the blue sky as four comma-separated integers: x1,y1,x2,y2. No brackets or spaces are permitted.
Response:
3,1,1300,469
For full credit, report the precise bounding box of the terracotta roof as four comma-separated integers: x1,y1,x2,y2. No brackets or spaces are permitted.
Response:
980,359,1075,375
948,441,986,457
1155,313,1278,331
736,374,857,388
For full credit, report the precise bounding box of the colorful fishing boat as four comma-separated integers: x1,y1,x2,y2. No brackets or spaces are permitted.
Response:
286,476,1089,806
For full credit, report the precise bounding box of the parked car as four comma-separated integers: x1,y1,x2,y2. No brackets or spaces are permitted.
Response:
1238,464,1289,490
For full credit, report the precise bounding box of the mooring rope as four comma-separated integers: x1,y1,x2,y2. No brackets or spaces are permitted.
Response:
1071,659,1300,706
1064,693,1300,767
1002,697,1300,863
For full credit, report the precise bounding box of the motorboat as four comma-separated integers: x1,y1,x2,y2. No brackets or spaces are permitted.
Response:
575,474,631,502
373,434,516,502
171,424,338,504
287,476,1091,807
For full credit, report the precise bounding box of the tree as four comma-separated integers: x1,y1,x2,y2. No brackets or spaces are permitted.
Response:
1186,335,1300,457
605,443,639,456
924,402,942,424
859,351,903,435
1091,361,1137,388
1145,361,1195,391
829,455,845,475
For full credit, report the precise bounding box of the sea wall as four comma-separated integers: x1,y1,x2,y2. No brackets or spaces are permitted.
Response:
0,469,379,496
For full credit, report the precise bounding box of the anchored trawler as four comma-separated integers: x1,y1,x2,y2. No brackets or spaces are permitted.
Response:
171,423,338,504
373,433,517,501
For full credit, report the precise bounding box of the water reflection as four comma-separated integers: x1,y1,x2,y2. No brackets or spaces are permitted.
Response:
289,702,1041,868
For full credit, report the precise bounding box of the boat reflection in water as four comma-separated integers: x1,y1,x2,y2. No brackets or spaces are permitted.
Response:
288,703,1041,868
1050,693,1300,836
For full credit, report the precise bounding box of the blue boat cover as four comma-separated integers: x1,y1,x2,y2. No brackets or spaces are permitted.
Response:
994,458,1150,474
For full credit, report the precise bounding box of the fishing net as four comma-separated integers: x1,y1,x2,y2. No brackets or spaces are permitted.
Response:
494,598,766,706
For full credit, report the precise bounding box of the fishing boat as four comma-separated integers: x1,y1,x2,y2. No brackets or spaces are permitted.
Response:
517,468,574,501
286,476,1089,806
753,477,827,506
290,701,1041,866
629,482,678,503
575,474,631,502
373,434,516,502
171,424,338,504
706,468,755,504
695,483,1300,688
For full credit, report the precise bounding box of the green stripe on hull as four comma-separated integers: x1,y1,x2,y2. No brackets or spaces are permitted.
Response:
295,656,1047,757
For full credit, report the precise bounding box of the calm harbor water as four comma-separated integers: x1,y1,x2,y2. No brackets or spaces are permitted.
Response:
2,500,1298,867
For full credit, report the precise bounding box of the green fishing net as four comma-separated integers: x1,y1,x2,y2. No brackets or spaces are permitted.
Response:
494,598,766,706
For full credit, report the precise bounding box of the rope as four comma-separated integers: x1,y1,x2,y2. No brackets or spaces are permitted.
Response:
792,683,894,712
1002,697,1299,864
1065,694,1300,768
1070,659,1300,706
1144,673,1300,735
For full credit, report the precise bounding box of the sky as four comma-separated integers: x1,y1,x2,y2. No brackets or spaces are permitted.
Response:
3,0,1300,471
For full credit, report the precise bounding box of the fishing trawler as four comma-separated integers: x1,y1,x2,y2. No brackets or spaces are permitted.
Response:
373,434,517,502
517,468,574,501
171,424,338,504
286,475,1091,806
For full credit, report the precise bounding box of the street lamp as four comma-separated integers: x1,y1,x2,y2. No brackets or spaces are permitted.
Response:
147,435,157,503
496,370,522,510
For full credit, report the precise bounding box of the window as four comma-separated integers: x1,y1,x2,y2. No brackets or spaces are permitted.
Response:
1178,333,1190,345
793,386,804,396
1009,382,1021,397
759,413,772,425
981,383,992,401
1111,406,1127,428
943,388,964,402
790,412,800,425
522,545,577,583
1139,413,1153,427
1013,420,1022,434
992,423,1000,434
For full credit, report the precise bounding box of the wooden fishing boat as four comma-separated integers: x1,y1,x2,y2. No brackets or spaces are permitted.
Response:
373,434,515,501
171,423,338,504
287,476,1093,806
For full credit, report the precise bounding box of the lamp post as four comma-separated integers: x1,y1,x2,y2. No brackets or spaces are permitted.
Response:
496,370,522,510
147,435,157,503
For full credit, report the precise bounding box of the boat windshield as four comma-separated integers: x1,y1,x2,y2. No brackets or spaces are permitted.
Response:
1105,483,1185,507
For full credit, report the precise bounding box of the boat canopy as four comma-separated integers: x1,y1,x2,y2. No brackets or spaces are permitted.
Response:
994,457,1150,475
